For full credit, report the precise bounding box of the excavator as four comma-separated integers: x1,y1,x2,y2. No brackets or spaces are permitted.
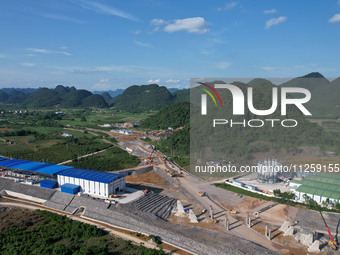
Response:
314,200,337,250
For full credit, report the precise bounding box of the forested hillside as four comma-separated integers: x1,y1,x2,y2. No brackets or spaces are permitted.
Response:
140,102,189,129
0,85,109,108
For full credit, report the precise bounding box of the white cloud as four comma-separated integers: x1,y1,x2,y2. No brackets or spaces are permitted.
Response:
329,14,340,23
41,13,86,24
130,30,141,34
150,18,166,26
200,50,210,55
216,61,231,70
164,17,209,34
59,46,68,50
262,66,276,71
218,1,238,11
165,79,180,83
148,79,160,83
263,9,277,14
77,0,138,21
94,78,111,90
134,41,153,48
20,62,35,67
26,48,71,56
0,54,5,58
265,16,287,29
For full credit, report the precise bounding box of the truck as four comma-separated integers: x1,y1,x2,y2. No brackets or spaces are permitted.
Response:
197,191,206,197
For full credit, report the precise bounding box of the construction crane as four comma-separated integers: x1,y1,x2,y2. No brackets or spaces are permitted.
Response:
314,200,337,250
148,147,155,163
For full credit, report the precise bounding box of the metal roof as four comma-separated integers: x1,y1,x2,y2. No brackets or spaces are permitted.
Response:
35,165,73,175
0,157,8,162
294,172,340,200
61,183,80,189
0,158,72,175
0,158,124,183
40,179,58,185
58,168,123,183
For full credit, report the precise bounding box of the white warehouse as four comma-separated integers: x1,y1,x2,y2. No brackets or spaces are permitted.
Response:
57,168,125,198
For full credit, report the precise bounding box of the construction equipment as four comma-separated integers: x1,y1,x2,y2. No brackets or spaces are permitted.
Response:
197,191,206,197
235,193,243,198
210,219,218,223
170,172,183,178
148,147,155,163
227,209,237,214
109,194,126,198
314,200,337,250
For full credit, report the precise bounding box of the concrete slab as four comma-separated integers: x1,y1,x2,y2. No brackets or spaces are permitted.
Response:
308,240,320,253
175,200,186,216
284,226,294,236
189,209,198,223
300,233,313,246
279,220,290,232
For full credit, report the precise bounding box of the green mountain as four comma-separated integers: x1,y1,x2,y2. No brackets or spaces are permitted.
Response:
60,90,92,107
93,89,124,98
145,79,338,165
172,89,190,103
100,92,112,104
24,88,62,107
140,102,190,129
22,86,108,108
281,72,339,118
111,84,174,112
0,90,28,104
247,78,274,87
54,85,74,96
81,94,108,108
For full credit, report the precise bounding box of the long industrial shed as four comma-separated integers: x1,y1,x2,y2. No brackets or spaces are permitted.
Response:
0,157,125,197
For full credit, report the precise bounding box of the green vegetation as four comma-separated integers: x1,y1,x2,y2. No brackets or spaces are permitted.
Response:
0,85,108,108
215,183,340,213
214,183,301,205
281,73,340,119
66,146,140,171
172,89,189,103
0,209,165,255
0,136,111,164
112,84,174,112
147,235,162,245
111,84,189,113
140,102,189,129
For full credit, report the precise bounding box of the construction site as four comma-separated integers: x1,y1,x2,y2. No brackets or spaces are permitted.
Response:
1,134,340,254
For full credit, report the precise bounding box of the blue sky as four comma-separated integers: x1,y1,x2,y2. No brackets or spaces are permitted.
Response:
0,0,340,90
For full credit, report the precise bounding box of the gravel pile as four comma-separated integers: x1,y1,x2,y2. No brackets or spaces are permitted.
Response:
84,205,275,255
127,191,176,219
